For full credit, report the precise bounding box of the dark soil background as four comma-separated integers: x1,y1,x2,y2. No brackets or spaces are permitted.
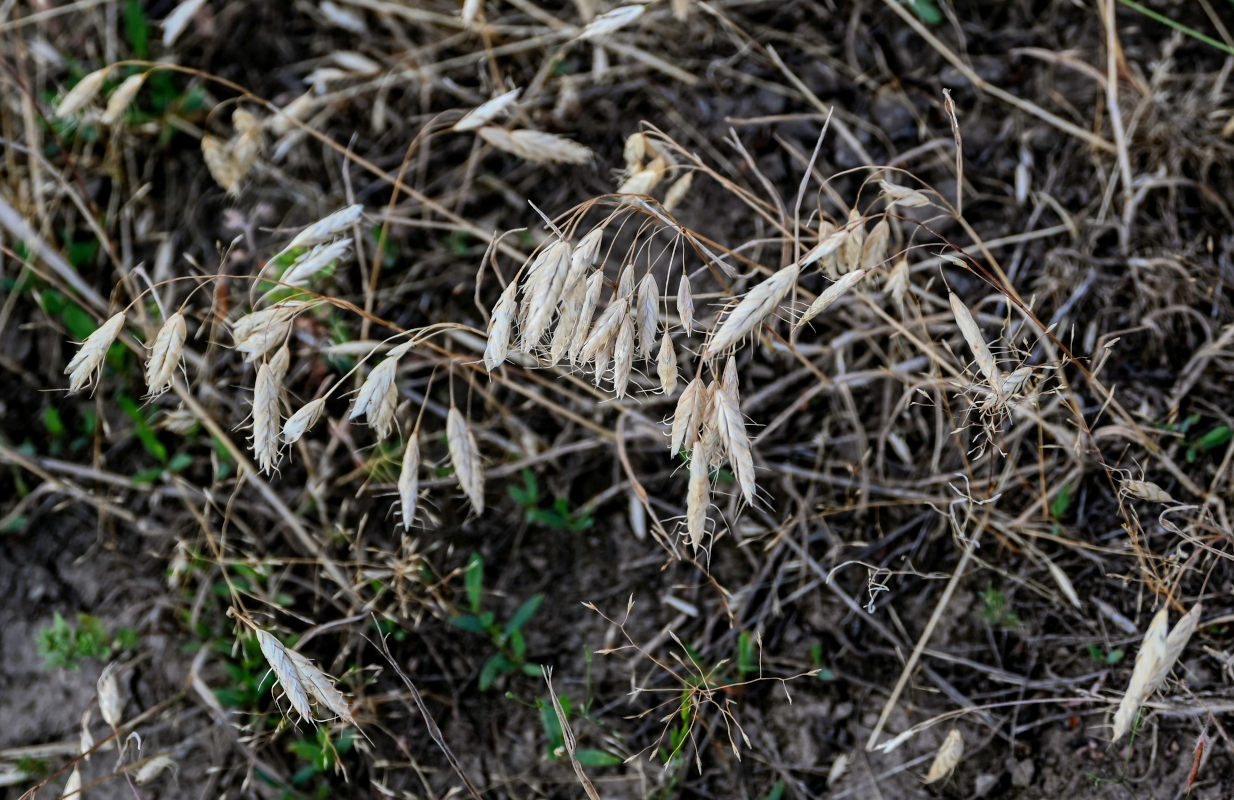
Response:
3,1,1234,798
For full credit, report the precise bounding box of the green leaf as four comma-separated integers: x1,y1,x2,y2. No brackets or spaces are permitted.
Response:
43,406,64,438
479,653,510,690
508,468,539,508
900,0,942,25
539,698,565,753
763,781,786,800
1194,425,1232,452
505,594,543,637
521,662,542,676
465,553,484,613
509,629,526,662
451,615,488,634
117,394,167,464
124,0,149,59
1050,482,1072,520
575,749,624,767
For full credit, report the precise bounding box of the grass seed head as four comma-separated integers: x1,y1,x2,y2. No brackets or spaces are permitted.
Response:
252,358,283,473
796,269,866,328
97,663,123,728
349,356,400,440
878,178,932,208
948,291,1000,385
861,219,890,270
282,204,365,255
924,728,963,783
484,278,520,372
145,311,187,397
101,72,147,125
61,766,82,799
1120,479,1174,504
676,272,695,332
232,302,303,361
477,127,593,164
657,330,678,394
282,398,326,444
706,263,799,356
579,4,647,40
447,406,485,514
1112,605,1171,741
685,442,710,552
454,87,522,132
398,434,420,530
663,172,693,212
568,270,606,364
521,240,573,348
549,275,587,366
839,209,865,274
612,308,635,398
635,272,659,359
255,628,315,722
55,67,109,117
65,312,126,394
670,376,704,454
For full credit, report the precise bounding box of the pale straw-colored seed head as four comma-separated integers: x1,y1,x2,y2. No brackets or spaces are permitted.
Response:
65,312,126,394
62,766,82,799
79,708,93,760
924,728,963,784
796,269,866,328
685,442,710,552
580,298,626,365
568,270,605,364
134,754,177,785
1111,605,1171,741
398,434,420,530
521,240,573,349
1046,559,1081,609
453,87,522,132
623,132,647,172
592,342,612,386
663,171,693,212
282,397,326,444
144,311,187,397
861,219,890,270
839,210,865,274
635,272,659,359
711,375,755,504
252,359,283,473
612,309,635,399
878,178,932,208
484,278,520,372
886,256,911,312
97,663,123,728
254,628,314,722
578,3,646,40
572,228,604,273
670,376,704,455
232,302,303,361
706,263,799,356
281,204,365,255
948,291,1000,385
350,356,399,440
615,263,635,299
617,167,662,196
267,90,315,136
676,272,695,333
101,72,147,125
447,406,485,514
279,237,352,291
55,67,109,118
656,331,678,394
162,0,208,47
1120,479,1174,504
268,344,290,384
997,365,1034,397
549,276,587,366
477,127,593,165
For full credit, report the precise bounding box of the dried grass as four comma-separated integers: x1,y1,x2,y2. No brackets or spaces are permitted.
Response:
65,312,126,394
447,406,485,515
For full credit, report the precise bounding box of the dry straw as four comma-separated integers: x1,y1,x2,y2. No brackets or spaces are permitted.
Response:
948,291,1000,384
144,311,186,397
65,312,126,393
447,406,485,514
162,0,208,47
477,127,593,165
707,263,799,355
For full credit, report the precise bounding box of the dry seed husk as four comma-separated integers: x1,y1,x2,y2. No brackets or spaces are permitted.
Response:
568,270,606,364
65,312,126,393
279,204,364,257
948,292,1000,384
398,434,420,530
61,766,82,799
252,359,282,473
133,755,176,785
1121,479,1174,504
162,0,208,47
447,406,485,514
349,356,399,440
484,278,520,372
580,299,626,364
656,331,678,394
278,237,352,291
796,269,866,328
670,376,704,454
685,443,710,552
549,276,587,366
635,272,659,359
284,646,355,723
232,302,304,361
144,311,187,397
254,629,314,722
839,210,865,274
521,240,573,348
572,228,604,273
55,67,108,117
663,172,693,212
578,4,646,39
97,663,123,728
707,263,799,355
924,728,963,783
477,127,592,165
101,72,147,125
612,310,635,398
712,381,755,504
623,132,647,171
676,272,695,333
878,178,932,208
861,219,891,270
1111,606,1170,741
282,398,325,444
617,168,661,196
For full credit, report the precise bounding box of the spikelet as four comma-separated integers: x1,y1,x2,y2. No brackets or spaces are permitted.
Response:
162,0,208,47
61,766,82,800
255,628,355,724
97,663,123,728
252,357,282,473
550,275,587,366
350,357,399,440
134,754,177,785
657,331,678,394
861,219,890,270
568,270,606,364
578,3,646,39
670,376,704,454
65,312,126,393
676,272,695,333
948,292,1000,384
623,132,647,172
663,171,693,212
79,708,93,760
886,256,911,312
447,406,485,514
477,127,592,165
521,240,573,349
796,269,867,328
572,228,604,274
593,342,612,385
55,67,108,117
1046,559,1081,609
282,398,326,444
998,365,1033,397
706,264,799,356
267,90,315,136
284,204,364,252
101,72,147,125
800,221,846,270
278,237,352,291
713,362,755,504
685,441,710,552
454,87,522,132
878,178,932,208
612,309,635,398
284,646,355,723
615,263,635,299
924,728,963,783
201,111,262,196
1121,479,1174,504
144,311,187,397
581,298,627,365
1111,606,1170,741
839,210,865,274
461,0,482,26
232,302,303,361
635,273,659,359
617,167,662,196
484,278,520,372
398,434,420,530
